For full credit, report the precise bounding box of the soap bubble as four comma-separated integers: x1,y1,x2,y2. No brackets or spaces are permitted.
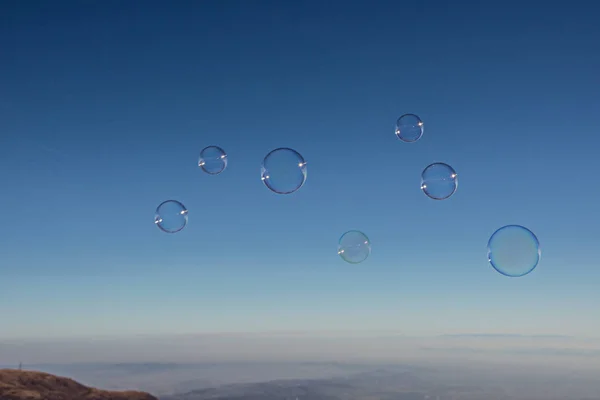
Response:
338,230,371,264
421,162,458,200
261,148,307,194
487,225,541,277
395,114,424,143
155,200,188,233
198,146,227,175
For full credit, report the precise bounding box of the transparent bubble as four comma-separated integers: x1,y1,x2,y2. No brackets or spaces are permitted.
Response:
261,148,307,194
395,114,424,143
338,230,371,264
198,146,227,175
154,200,188,233
421,162,458,200
487,225,541,277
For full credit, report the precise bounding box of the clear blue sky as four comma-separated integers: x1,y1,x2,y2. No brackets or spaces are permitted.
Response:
1,0,599,339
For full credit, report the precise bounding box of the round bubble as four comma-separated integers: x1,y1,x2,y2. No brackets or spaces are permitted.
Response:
421,162,458,200
154,200,188,233
261,148,307,194
395,114,424,143
338,230,371,264
487,225,541,277
198,146,227,175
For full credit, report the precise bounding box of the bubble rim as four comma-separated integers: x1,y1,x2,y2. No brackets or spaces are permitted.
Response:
486,224,541,278
337,230,372,264
395,113,424,143
154,199,189,234
199,145,228,175
420,162,458,200
261,147,307,195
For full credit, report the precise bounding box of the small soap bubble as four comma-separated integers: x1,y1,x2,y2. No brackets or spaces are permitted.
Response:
487,225,541,277
421,162,458,200
261,148,307,194
338,230,371,264
395,114,424,143
198,146,227,175
155,200,188,233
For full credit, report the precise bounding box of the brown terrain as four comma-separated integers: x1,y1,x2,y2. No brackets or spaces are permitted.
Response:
0,369,158,400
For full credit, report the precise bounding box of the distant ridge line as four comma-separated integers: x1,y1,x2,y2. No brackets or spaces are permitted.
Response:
439,334,574,339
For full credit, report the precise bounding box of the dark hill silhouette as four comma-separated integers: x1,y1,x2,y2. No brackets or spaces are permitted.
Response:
0,369,157,400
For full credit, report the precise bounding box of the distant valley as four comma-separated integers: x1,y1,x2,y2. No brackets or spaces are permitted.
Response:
4,362,600,400
160,369,506,400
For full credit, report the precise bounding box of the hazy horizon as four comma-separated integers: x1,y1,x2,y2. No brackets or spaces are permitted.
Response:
2,331,599,371
3,333,600,399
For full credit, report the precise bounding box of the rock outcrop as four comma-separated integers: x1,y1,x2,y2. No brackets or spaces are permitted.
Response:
0,369,158,400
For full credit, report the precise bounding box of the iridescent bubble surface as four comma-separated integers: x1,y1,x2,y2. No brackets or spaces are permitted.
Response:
154,200,188,233
261,148,307,194
338,230,371,264
395,113,424,142
487,225,541,277
198,146,227,175
420,162,458,200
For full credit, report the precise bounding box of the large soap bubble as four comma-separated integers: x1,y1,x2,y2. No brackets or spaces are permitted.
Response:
488,225,541,277
395,113,424,143
421,162,458,200
261,148,307,194
198,145,227,175
338,230,371,264
154,200,188,233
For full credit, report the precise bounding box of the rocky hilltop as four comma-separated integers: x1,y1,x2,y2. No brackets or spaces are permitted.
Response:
0,369,158,400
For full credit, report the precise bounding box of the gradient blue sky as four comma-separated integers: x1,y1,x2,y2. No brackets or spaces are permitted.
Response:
1,0,599,340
